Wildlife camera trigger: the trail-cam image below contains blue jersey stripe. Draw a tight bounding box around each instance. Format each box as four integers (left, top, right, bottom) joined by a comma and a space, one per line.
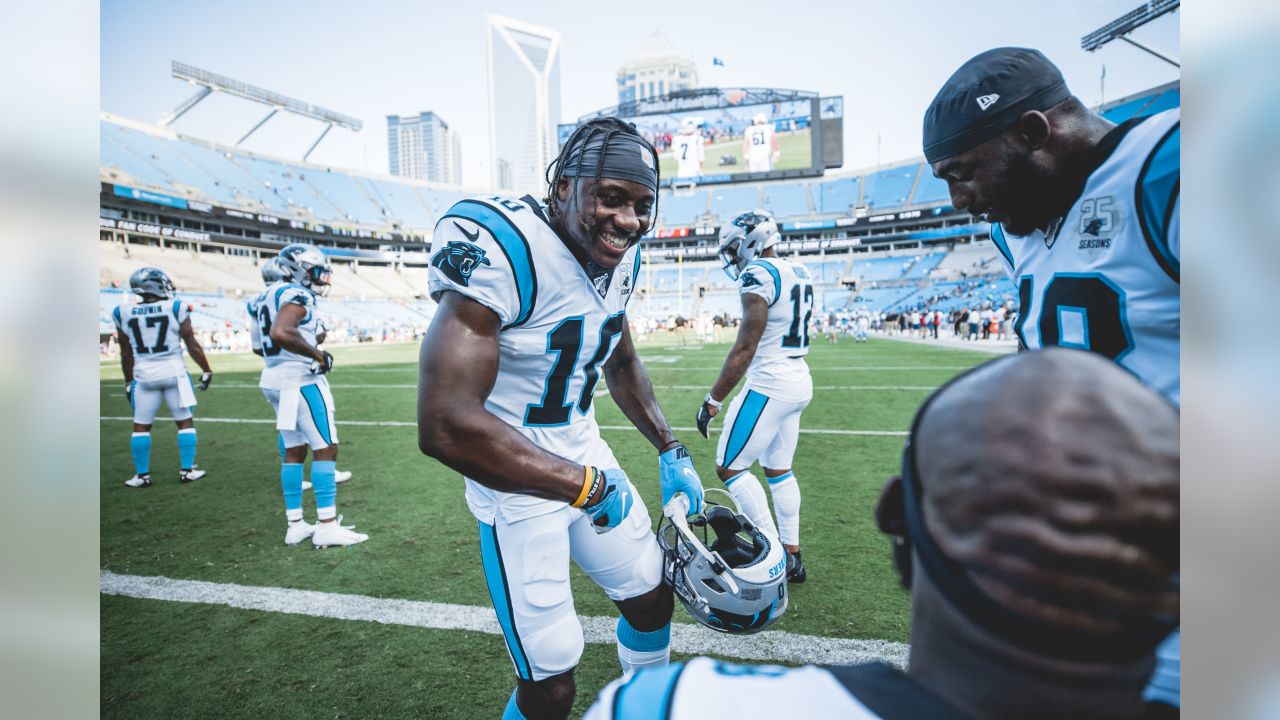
723, 390, 770, 468
612, 662, 686, 719
443, 200, 538, 328
1136, 122, 1180, 282
299, 384, 332, 446
478, 522, 532, 680
746, 260, 782, 306
989, 224, 1015, 269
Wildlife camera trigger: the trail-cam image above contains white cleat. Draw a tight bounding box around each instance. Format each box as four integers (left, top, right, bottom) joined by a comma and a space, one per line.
302, 480, 313, 491
335, 470, 352, 483
124, 474, 152, 488
284, 520, 315, 546
312, 519, 368, 548
179, 467, 207, 483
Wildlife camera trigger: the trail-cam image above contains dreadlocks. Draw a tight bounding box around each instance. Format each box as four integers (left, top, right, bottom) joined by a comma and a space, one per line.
544, 116, 661, 234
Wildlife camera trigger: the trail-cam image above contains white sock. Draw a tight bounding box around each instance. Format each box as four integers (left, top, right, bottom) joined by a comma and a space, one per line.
723, 470, 779, 540
768, 472, 802, 546
616, 618, 670, 674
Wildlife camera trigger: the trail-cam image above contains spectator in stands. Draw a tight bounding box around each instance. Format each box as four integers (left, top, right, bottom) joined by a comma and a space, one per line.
589, 349, 1179, 719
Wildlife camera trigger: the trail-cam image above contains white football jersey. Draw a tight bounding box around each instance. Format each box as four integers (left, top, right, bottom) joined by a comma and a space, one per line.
255, 282, 324, 388
246, 292, 267, 354
586, 657, 883, 719
427, 195, 642, 524
673, 132, 705, 178
991, 109, 1180, 404
745, 123, 775, 171
738, 256, 814, 402
113, 299, 190, 381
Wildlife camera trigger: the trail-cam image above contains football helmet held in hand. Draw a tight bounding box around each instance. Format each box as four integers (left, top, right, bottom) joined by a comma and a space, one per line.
659, 492, 788, 634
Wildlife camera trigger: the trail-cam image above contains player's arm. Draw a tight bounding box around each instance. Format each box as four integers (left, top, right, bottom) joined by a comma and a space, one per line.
116, 328, 135, 386
708, 293, 768, 403
179, 317, 214, 390
417, 291, 593, 503
269, 304, 326, 364
602, 318, 678, 452
605, 317, 705, 514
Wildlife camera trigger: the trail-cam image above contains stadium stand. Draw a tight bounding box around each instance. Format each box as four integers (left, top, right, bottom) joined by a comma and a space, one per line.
902, 252, 945, 279
709, 185, 763, 221
912, 169, 951, 205
862, 164, 919, 208
658, 189, 708, 226
815, 176, 860, 214
761, 181, 812, 219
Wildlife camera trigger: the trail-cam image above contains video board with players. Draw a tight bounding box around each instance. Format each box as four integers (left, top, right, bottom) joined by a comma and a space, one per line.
561, 94, 827, 186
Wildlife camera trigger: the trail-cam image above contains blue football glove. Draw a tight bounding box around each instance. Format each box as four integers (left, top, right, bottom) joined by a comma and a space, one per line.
659, 444, 704, 517
583, 468, 634, 534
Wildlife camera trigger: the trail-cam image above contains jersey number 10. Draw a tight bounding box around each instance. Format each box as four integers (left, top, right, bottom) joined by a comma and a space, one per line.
525, 314, 627, 427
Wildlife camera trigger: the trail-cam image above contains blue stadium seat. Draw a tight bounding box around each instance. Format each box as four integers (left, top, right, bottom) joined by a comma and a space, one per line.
709, 186, 761, 221
228, 154, 337, 217
902, 252, 945, 279
912, 170, 951, 205
761, 182, 810, 218
363, 178, 435, 230
425, 188, 469, 219
302, 169, 388, 226
102, 123, 243, 207
863, 165, 918, 208
659, 190, 708, 226
816, 177, 860, 214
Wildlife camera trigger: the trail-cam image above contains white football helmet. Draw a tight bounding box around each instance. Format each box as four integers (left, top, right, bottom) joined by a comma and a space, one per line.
659, 492, 788, 635
260, 257, 286, 285
276, 243, 332, 295
718, 209, 780, 280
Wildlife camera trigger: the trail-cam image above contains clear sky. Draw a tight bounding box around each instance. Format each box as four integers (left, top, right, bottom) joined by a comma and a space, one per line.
101, 0, 1179, 188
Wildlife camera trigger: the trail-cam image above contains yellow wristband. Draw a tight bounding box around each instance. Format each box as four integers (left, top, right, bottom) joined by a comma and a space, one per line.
571, 466, 597, 508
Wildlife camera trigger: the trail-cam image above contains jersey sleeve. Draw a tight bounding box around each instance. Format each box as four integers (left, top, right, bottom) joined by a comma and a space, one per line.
112, 305, 124, 333
739, 261, 781, 306
172, 300, 191, 326
429, 199, 536, 327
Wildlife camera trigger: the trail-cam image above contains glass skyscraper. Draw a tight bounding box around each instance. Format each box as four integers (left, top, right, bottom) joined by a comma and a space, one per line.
485, 15, 561, 193
387, 112, 462, 185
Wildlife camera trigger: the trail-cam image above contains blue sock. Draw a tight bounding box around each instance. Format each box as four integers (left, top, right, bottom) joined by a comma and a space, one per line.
177, 428, 198, 470
281, 463, 304, 521
616, 617, 671, 673
311, 460, 337, 520
502, 690, 525, 720
130, 433, 151, 475
277, 433, 287, 461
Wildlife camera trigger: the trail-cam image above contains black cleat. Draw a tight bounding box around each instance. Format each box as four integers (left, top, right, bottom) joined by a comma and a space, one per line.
786, 550, 807, 584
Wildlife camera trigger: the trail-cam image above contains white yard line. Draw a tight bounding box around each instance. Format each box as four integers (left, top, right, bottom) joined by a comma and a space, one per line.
100, 571, 909, 668
197, 383, 938, 391
99, 416, 908, 437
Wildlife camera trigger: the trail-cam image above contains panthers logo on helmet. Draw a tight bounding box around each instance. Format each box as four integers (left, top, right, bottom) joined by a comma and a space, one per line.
431, 240, 491, 287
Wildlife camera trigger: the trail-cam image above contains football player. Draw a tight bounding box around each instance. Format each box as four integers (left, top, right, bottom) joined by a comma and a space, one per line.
256, 244, 367, 548
925, 47, 1181, 710
590, 349, 1179, 720
696, 209, 813, 583
248, 259, 348, 487
113, 267, 213, 487
743, 113, 780, 173
417, 116, 705, 720
672, 118, 705, 179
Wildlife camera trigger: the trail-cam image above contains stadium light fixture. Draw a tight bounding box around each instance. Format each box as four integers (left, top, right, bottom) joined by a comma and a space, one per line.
1081, 0, 1180, 67
160, 61, 362, 158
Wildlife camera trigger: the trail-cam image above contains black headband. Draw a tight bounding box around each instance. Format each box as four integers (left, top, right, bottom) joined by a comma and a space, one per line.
560, 131, 658, 194
900, 355, 1177, 662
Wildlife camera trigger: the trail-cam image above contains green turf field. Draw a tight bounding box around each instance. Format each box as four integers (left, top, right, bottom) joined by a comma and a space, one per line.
100, 336, 1000, 719
658, 130, 812, 179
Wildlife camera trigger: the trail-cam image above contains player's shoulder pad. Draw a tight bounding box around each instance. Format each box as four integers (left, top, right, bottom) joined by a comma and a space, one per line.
1136, 109, 1180, 282
432, 195, 540, 327
273, 283, 315, 311
742, 259, 782, 305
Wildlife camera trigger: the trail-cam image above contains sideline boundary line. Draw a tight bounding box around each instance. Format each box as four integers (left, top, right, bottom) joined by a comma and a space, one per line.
101, 571, 909, 668
99, 416, 908, 437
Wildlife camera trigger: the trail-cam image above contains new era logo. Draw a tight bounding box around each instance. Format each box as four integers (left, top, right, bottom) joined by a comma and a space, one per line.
976, 94, 1000, 111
